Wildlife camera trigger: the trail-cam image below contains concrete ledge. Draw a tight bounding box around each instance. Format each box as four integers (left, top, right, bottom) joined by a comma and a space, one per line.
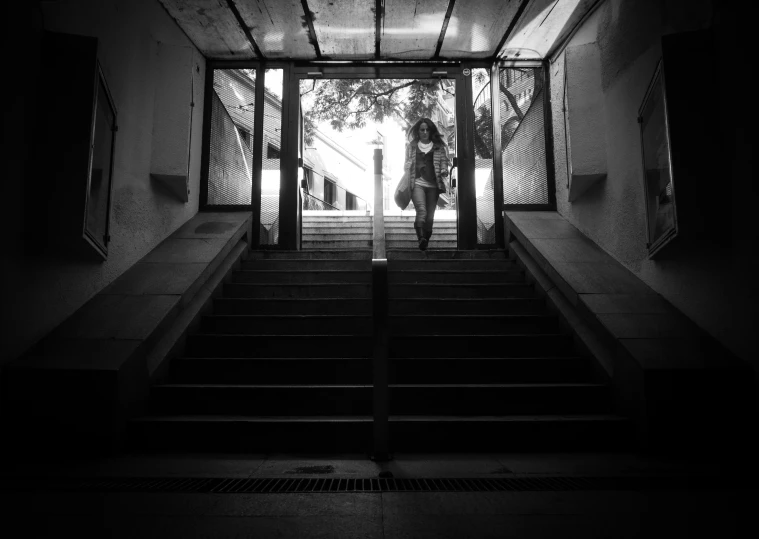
2, 212, 252, 455
505, 211, 754, 454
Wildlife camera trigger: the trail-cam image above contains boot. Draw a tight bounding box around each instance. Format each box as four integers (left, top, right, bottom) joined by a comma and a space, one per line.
421, 228, 432, 251
415, 226, 428, 251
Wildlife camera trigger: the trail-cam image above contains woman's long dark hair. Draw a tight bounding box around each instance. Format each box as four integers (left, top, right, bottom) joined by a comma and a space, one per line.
407, 117, 446, 146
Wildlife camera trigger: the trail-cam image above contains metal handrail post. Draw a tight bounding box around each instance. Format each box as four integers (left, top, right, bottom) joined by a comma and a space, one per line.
371, 148, 390, 461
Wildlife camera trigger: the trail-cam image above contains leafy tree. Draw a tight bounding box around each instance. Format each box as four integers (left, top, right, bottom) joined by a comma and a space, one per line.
300, 78, 441, 145
300, 69, 543, 156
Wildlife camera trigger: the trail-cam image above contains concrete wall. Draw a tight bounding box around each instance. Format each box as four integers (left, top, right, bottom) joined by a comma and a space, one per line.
2, 0, 205, 365
548, 0, 756, 370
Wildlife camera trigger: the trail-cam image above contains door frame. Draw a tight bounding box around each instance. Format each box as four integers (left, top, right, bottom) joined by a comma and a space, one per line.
284, 62, 484, 251
200, 61, 508, 251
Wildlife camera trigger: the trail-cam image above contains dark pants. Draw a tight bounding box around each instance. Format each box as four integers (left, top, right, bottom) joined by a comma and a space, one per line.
411, 184, 440, 236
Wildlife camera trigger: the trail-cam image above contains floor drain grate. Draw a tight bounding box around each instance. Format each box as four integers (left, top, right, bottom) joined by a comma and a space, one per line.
0, 475, 737, 493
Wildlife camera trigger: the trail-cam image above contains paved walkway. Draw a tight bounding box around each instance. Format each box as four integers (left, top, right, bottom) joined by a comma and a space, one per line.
1, 453, 753, 538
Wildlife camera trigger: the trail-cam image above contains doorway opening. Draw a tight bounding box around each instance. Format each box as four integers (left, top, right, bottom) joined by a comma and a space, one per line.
298, 76, 458, 251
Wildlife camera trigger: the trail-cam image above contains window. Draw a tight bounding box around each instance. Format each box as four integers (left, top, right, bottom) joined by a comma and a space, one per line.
346, 192, 357, 210
84, 63, 117, 258
237, 126, 250, 148
267, 143, 280, 159
639, 60, 677, 256
324, 179, 336, 205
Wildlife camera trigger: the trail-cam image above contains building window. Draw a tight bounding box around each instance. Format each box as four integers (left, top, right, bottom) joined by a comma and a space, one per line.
237, 126, 250, 148
267, 143, 280, 159
84, 63, 117, 258
346, 192, 357, 210
639, 60, 677, 256
324, 179, 336, 205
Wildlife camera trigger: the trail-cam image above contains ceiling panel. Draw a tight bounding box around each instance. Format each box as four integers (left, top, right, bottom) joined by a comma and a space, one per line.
381, 0, 449, 59
439, 0, 523, 58
499, 0, 596, 60
158, 0, 256, 59
236, 0, 316, 59
308, 0, 376, 59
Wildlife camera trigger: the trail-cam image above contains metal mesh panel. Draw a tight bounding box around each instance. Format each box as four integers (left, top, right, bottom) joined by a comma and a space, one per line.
473, 68, 495, 244
261, 69, 283, 245
499, 67, 549, 205
207, 70, 256, 205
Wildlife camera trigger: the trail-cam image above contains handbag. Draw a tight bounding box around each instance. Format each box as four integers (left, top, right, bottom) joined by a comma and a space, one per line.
393, 172, 411, 210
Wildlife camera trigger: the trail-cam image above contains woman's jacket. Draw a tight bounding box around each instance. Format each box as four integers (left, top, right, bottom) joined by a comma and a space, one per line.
403, 140, 451, 194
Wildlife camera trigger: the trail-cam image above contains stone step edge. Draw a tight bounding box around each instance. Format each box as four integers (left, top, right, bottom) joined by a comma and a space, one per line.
131, 414, 627, 423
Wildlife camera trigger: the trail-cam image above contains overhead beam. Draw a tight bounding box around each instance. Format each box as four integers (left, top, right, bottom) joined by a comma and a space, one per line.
493, 0, 531, 60
433, 0, 456, 59
300, 0, 323, 59
375, 0, 384, 59
225, 0, 265, 58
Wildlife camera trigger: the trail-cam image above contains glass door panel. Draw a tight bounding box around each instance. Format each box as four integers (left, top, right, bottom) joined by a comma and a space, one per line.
261, 68, 284, 245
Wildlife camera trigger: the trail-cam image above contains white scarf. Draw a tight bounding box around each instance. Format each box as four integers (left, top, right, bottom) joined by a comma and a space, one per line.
417, 140, 433, 154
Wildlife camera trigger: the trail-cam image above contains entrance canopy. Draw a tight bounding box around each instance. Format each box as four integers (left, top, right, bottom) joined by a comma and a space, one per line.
159, 0, 598, 61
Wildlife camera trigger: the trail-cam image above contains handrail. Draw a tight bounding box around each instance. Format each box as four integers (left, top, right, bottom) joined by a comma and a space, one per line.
302, 188, 371, 212
371, 148, 390, 461
302, 191, 340, 211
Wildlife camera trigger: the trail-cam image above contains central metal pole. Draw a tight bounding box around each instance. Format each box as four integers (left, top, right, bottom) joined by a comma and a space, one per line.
371, 148, 390, 461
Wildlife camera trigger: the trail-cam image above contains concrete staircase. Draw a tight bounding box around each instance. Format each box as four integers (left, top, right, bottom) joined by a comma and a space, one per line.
385, 215, 457, 250
301, 214, 457, 250
127, 248, 630, 453
128, 249, 375, 453
385, 249, 629, 451
302, 214, 373, 250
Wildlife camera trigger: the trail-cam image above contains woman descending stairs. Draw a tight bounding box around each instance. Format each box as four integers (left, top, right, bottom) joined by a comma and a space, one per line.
128, 248, 630, 453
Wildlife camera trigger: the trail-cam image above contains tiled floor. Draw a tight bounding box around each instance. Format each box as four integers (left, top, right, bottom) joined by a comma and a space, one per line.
1, 453, 753, 538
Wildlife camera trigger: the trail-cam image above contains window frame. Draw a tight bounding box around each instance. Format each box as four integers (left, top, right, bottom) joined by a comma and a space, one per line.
638, 59, 678, 258
83, 61, 118, 259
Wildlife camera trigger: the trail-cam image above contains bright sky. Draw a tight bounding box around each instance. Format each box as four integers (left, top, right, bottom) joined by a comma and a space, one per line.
313, 117, 408, 204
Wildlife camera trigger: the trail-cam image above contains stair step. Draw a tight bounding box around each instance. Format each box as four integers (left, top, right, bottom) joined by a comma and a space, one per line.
232, 270, 371, 284
200, 315, 372, 335
214, 298, 372, 315
127, 415, 373, 453
388, 270, 524, 284
127, 414, 630, 452
302, 227, 373, 235
387, 241, 457, 249
302, 233, 373, 241
389, 259, 516, 271
186, 334, 372, 358
241, 259, 371, 271
389, 415, 631, 451
387, 383, 611, 415
386, 233, 457, 241
149, 383, 609, 416
302, 241, 373, 249
248, 250, 372, 259
389, 334, 574, 358
387, 250, 507, 259
389, 357, 595, 384
168, 356, 594, 384
383, 221, 457, 228
151, 384, 373, 415
223, 283, 371, 298
388, 298, 544, 315
303, 216, 372, 222
169, 358, 372, 384
389, 314, 558, 335
389, 283, 534, 298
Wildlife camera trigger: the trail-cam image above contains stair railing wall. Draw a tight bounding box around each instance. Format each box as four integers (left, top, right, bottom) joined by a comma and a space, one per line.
371, 148, 390, 461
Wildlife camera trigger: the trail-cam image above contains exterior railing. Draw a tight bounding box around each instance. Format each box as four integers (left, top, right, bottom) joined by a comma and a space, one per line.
301, 186, 371, 212
302, 192, 340, 211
